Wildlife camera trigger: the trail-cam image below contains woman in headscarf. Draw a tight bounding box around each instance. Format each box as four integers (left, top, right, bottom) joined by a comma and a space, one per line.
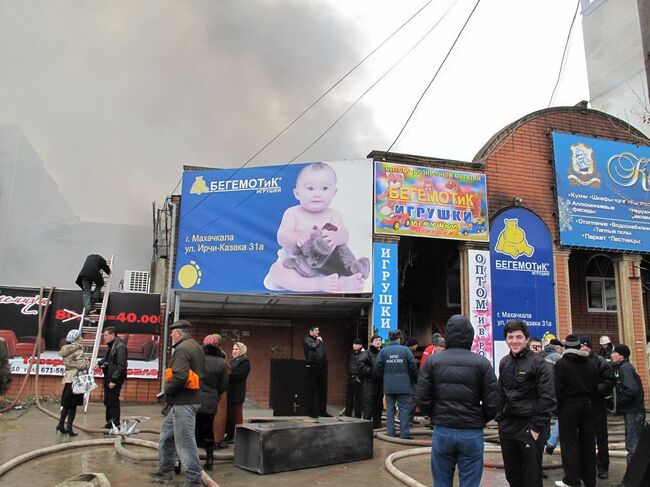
224, 341, 251, 443
195, 334, 228, 470
58, 329, 88, 436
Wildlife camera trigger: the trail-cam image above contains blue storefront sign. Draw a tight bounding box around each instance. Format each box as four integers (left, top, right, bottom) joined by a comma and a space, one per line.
490, 207, 557, 367
372, 242, 398, 341
552, 132, 650, 252
174, 161, 373, 294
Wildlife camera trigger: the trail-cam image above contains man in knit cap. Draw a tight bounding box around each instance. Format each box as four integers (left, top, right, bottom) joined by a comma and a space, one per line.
553, 334, 599, 487
611, 344, 646, 465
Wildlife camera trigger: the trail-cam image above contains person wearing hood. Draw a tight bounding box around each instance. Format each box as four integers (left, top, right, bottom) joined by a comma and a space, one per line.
553, 334, 599, 487
416, 315, 498, 487
224, 341, 251, 443
58, 329, 89, 436
496, 319, 555, 487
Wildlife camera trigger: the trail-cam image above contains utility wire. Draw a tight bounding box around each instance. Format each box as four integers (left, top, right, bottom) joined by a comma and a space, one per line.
192, 1, 460, 233
179, 0, 440, 223
548, 0, 581, 107
387, 0, 482, 152
242, 0, 436, 167
290, 1, 458, 163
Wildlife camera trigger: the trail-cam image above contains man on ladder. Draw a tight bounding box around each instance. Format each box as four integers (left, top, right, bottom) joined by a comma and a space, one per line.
75, 254, 111, 314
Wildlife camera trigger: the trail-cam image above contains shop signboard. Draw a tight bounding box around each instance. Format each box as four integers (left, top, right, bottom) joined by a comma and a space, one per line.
552, 132, 650, 252
372, 242, 398, 341
468, 249, 493, 361
0, 287, 161, 379
175, 160, 373, 294
374, 162, 488, 241
490, 208, 557, 368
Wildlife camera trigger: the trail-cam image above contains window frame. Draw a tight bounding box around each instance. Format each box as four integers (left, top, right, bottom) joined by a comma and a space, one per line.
585, 254, 617, 313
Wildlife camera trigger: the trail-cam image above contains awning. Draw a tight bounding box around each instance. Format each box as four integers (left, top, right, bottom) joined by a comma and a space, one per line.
173, 290, 372, 319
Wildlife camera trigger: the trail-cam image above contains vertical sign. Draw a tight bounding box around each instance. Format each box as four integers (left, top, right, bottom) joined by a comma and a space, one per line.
490, 208, 557, 368
468, 249, 493, 362
372, 242, 398, 341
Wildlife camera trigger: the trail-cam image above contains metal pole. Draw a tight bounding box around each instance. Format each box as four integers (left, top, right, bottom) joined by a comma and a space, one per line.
160, 199, 177, 394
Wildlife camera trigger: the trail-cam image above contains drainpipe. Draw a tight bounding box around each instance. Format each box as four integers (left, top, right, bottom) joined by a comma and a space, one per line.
160, 198, 177, 394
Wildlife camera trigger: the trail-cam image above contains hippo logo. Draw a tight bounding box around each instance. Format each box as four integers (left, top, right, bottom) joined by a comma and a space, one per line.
495, 218, 534, 259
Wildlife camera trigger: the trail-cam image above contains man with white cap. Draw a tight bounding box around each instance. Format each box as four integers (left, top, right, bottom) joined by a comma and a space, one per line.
598, 336, 614, 361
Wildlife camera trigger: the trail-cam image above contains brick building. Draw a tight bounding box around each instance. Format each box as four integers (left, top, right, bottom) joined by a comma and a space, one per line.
154, 105, 649, 410
10, 105, 647, 409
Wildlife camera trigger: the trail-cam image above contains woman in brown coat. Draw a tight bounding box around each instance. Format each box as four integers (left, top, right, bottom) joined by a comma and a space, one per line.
57, 329, 88, 436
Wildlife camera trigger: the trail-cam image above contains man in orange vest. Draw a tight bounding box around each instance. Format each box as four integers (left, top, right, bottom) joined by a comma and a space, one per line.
149, 320, 205, 486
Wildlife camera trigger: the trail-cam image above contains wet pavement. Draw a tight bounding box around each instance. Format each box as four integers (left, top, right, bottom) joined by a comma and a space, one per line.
0, 401, 630, 486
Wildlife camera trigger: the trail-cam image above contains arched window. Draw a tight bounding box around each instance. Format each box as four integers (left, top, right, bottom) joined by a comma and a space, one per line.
446, 250, 460, 307
586, 255, 617, 312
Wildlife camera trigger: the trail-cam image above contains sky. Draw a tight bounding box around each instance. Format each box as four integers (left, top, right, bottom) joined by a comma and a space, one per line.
0, 0, 589, 226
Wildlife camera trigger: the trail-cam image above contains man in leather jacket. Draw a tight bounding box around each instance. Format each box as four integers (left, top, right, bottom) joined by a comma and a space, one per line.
497, 319, 555, 487
100, 327, 127, 429
303, 324, 329, 418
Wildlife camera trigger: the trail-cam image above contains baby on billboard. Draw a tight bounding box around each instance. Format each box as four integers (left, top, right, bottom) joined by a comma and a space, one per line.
264, 162, 370, 293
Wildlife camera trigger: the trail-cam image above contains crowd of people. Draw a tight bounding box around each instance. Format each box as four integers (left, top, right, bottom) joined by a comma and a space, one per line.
343, 316, 646, 487
56, 310, 646, 487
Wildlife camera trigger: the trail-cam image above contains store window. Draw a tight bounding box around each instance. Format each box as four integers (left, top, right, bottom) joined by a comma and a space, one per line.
586, 255, 617, 312
447, 250, 460, 307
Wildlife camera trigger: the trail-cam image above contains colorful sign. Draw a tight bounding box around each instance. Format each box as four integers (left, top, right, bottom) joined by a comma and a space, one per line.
372, 242, 398, 341
175, 161, 373, 294
468, 250, 493, 361
490, 208, 557, 367
552, 132, 650, 252
0, 287, 161, 379
374, 162, 488, 241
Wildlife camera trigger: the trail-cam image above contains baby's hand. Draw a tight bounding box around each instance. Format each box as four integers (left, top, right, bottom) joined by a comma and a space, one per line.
321, 230, 342, 248
296, 233, 311, 248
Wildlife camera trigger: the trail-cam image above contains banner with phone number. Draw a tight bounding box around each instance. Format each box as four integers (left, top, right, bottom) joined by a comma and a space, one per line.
0, 287, 161, 379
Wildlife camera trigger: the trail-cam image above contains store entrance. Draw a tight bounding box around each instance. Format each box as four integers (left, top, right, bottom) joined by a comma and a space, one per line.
398, 236, 461, 345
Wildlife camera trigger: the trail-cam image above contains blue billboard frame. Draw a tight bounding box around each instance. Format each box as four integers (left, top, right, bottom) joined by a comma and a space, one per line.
552, 132, 650, 252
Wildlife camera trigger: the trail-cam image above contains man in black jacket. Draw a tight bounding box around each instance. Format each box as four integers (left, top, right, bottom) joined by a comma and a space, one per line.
75, 254, 111, 314
100, 327, 127, 429
611, 344, 646, 465
359, 334, 383, 428
554, 334, 599, 487
497, 319, 555, 487
344, 338, 365, 418
417, 315, 498, 487
303, 324, 329, 418
579, 335, 615, 479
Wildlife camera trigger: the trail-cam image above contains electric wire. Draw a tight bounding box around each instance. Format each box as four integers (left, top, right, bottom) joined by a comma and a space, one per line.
177, 1, 442, 224
243, 0, 436, 167
289, 0, 458, 163
387, 0, 482, 152
192, 1, 459, 233
547, 0, 581, 107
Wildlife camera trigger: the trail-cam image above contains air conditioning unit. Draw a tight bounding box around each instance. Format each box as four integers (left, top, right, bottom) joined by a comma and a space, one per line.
124, 270, 150, 293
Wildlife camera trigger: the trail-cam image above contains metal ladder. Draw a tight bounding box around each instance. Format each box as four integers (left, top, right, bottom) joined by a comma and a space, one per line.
77, 255, 114, 412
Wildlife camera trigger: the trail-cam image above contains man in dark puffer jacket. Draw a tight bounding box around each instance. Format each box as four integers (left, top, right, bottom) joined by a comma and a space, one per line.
416, 315, 498, 487
497, 319, 555, 487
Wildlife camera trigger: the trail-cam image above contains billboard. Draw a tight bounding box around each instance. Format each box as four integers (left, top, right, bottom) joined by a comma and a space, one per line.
0, 287, 161, 379
374, 162, 488, 241
490, 208, 557, 367
175, 160, 373, 294
372, 242, 398, 341
552, 132, 650, 252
